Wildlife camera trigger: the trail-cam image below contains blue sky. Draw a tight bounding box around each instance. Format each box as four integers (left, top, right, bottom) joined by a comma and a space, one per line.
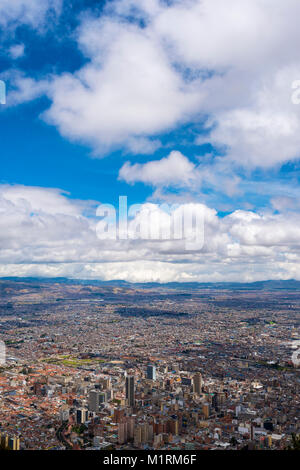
0, 0, 300, 282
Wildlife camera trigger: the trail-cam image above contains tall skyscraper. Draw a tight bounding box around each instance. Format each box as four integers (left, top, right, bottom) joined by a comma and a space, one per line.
76, 408, 88, 424
118, 421, 128, 444
212, 393, 218, 411
0, 434, 8, 449
99, 391, 107, 404
134, 423, 153, 447
60, 405, 70, 422
202, 402, 210, 419
125, 375, 135, 407
147, 364, 156, 380
89, 390, 100, 412
8, 437, 20, 451
99, 376, 111, 390
193, 373, 202, 395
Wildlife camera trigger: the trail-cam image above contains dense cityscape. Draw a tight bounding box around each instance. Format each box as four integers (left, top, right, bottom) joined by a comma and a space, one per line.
0, 278, 299, 451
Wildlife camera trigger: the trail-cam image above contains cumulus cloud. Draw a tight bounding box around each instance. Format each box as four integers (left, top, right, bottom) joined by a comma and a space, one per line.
271, 196, 300, 212
151, 0, 300, 167
9, 44, 25, 59
5, 71, 50, 106
15, 0, 296, 166
0, 184, 300, 282
153, 0, 300, 70
0, 185, 82, 216
119, 151, 196, 187
43, 16, 202, 154
204, 65, 300, 167
118, 151, 244, 203
2, 2, 300, 282
0, 0, 62, 31
2, 0, 299, 165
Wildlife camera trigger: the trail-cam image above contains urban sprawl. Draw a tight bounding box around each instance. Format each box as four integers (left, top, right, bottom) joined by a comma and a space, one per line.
0, 279, 299, 450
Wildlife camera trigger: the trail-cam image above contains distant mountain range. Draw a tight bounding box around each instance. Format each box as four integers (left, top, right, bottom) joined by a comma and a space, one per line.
0, 277, 300, 290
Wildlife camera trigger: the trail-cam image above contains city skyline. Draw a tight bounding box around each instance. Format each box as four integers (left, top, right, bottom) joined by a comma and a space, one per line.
0, 278, 299, 451
0, 0, 299, 456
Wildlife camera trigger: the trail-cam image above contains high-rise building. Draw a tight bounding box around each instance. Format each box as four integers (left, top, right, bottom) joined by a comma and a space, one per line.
89, 390, 100, 412
0, 434, 8, 449
134, 425, 142, 447
181, 377, 192, 386
100, 377, 111, 390
193, 373, 202, 395
202, 402, 210, 419
127, 416, 135, 440
99, 391, 107, 404
147, 364, 156, 380
60, 405, 70, 422
118, 422, 128, 444
134, 423, 153, 447
212, 393, 218, 411
106, 389, 113, 401
8, 437, 20, 451
169, 418, 179, 435
125, 375, 135, 407
117, 416, 135, 444
114, 408, 125, 423
76, 408, 88, 424
1, 435, 20, 451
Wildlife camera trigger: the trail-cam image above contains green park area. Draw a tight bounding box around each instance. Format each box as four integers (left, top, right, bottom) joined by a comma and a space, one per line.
42, 355, 106, 368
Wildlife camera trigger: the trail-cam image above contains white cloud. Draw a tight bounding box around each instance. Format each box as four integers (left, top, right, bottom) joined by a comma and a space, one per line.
6, 72, 49, 105
205, 65, 300, 167
27, 0, 300, 165
0, 185, 82, 216
0, 184, 300, 282
119, 151, 196, 187
152, 0, 300, 167
153, 0, 300, 70
271, 196, 300, 212
0, 0, 62, 31
9, 44, 25, 59
118, 151, 244, 202
2, 1, 298, 164
43, 17, 202, 154
2, 2, 300, 282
